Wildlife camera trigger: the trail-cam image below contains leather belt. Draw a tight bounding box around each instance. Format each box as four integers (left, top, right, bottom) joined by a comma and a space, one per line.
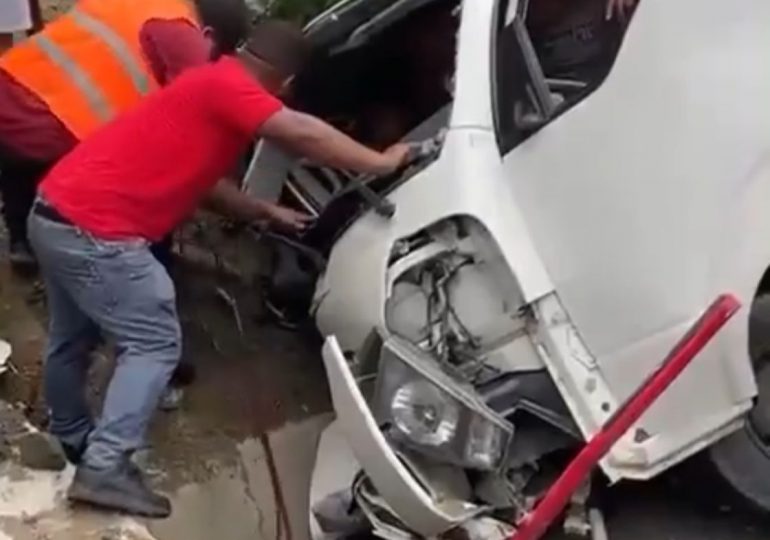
32, 201, 72, 226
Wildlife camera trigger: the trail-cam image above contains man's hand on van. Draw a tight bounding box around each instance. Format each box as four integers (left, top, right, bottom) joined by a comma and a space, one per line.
205, 179, 312, 233
605, 0, 637, 21
265, 203, 315, 233
379, 143, 412, 175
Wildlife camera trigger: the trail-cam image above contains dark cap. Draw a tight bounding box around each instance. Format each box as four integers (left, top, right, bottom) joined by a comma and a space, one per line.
243, 20, 311, 77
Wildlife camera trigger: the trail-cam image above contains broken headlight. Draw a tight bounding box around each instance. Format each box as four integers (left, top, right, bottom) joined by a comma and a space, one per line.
374, 336, 513, 471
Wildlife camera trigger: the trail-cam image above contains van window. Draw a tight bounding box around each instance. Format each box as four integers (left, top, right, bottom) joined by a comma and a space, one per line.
492, 0, 634, 153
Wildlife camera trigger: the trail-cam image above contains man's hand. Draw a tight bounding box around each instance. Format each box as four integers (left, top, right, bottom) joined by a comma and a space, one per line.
376, 143, 412, 176
606, 0, 637, 21
265, 204, 315, 234
206, 179, 313, 233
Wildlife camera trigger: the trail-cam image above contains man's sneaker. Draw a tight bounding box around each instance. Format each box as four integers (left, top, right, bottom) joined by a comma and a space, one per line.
9, 240, 36, 270
67, 461, 171, 518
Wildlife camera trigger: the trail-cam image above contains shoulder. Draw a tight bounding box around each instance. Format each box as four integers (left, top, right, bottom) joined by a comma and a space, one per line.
207, 57, 266, 93
211, 56, 251, 80
202, 58, 284, 132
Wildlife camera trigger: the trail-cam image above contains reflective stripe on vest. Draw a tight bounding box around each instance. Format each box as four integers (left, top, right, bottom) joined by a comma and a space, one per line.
30, 7, 152, 125
70, 8, 151, 97
31, 33, 114, 122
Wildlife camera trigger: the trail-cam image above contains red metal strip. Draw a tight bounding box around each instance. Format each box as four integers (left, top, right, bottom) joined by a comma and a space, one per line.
510, 294, 741, 540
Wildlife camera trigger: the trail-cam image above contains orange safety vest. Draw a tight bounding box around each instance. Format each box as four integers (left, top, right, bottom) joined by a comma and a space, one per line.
0, 0, 198, 140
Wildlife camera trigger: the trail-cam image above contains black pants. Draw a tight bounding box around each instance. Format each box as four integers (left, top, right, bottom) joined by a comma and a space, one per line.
0, 148, 51, 246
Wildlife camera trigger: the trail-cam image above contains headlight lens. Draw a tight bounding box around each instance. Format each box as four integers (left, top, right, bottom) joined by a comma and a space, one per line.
466, 414, 507, 470
391, 380, 460, 446
375, 336, 513, 471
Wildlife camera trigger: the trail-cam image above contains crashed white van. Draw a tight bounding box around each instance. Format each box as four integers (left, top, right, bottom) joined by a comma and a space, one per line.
246, 0, 770, 536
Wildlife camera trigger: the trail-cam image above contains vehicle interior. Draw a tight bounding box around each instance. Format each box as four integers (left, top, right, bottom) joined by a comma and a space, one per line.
244, 0, 461, 325
243, 0, 458, 215
248, 0, 636, 326
494, 0, 634, 151
294, 0, 458, 151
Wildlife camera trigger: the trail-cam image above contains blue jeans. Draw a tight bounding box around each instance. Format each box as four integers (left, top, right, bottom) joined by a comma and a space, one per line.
27, 205, 181, 470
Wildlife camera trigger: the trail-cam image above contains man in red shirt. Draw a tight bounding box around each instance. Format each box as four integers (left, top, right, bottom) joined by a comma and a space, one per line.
28, 21, 409, 518
0, 0, 251, 267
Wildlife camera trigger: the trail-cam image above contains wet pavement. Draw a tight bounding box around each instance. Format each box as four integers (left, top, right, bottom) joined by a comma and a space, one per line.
0, 414, 331, 540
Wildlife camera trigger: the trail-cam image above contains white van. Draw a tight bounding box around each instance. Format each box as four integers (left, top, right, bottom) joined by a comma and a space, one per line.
245, 0, 770, 536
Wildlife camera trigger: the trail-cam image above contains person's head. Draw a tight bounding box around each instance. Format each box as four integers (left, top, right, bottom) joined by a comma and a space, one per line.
237, 20, 311, 96
192, 0, 253, 59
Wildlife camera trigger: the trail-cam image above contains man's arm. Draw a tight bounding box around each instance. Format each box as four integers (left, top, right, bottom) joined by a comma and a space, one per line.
208, 60, 409, 176
206, 179, 314, 232
259, 109, 410, 176
205, 178, 271, 221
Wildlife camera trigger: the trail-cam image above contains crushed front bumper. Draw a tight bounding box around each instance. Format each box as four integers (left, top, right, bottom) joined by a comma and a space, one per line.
310, 336, 482, 538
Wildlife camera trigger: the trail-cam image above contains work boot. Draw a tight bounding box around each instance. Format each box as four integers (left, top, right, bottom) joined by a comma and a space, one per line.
68, 461, 171, 518
9, 239, 36, 270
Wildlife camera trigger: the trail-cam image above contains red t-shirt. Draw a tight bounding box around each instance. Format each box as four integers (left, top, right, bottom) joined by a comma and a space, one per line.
40, 56, 282, 241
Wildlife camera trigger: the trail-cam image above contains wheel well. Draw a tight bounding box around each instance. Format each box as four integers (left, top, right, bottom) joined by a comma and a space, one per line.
755, 267, 770, 297
749, 266, 770, 363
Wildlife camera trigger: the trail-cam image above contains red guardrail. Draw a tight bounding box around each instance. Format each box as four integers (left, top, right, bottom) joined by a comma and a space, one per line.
510, 294, 741, 540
